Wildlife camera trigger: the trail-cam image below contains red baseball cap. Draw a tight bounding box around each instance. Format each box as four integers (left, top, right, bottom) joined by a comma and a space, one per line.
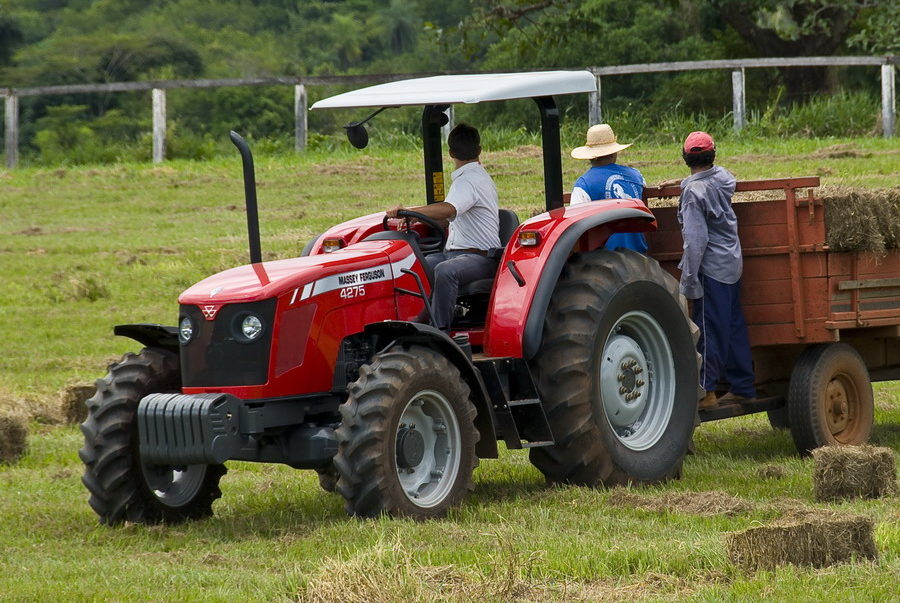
683, 131, 715, 153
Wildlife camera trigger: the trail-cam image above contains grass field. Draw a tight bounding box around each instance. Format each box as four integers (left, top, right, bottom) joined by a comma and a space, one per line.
0, 135, 898, 601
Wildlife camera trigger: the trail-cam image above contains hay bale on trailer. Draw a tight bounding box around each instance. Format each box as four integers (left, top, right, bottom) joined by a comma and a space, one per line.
822, 186, 900, 253
726, 512, 877, 571
812, 445, 897, 502
0, 409, 28, 464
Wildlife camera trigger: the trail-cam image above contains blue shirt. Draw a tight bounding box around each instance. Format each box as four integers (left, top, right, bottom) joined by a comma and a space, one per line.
572, 164, 648, 253
677, 166, 743, 299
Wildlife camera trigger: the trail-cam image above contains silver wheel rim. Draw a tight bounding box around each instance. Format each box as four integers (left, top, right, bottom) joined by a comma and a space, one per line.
141, 462, 208, 507
395, 389, 461, 508
599, 310, 676, 451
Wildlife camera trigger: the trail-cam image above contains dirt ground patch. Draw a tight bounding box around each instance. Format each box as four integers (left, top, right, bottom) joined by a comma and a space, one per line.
608, 489, 755, 516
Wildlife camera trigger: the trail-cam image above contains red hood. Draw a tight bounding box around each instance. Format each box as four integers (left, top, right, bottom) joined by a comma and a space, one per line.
179, 241, 393, 305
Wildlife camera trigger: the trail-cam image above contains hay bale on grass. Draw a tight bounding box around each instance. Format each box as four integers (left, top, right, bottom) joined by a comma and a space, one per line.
0, 410, 28, 464
812, 445, 897, 502
822, 186, 900, 253
726, 513, 877, 571
61, 384, 96, 424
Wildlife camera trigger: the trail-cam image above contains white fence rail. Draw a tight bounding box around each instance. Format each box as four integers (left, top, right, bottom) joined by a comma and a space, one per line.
2, 56, 896, 168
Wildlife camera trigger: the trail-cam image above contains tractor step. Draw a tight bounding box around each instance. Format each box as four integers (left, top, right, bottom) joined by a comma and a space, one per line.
475, 359, 555, 450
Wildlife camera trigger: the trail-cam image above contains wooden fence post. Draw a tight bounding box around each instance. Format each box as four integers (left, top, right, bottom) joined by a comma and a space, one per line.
295, 84, 307, 151
882, 64, 896, 138
152, 88, 166, 163
589, 75, 601, 125
732, 68, 746, 132
4, 94, 18, 169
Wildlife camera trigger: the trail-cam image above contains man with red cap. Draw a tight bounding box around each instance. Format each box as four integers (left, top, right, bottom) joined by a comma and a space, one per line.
677, 131, 756, 409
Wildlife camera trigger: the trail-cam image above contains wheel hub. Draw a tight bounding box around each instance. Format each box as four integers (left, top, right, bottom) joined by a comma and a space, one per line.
825, 378, 850, 434
396, 425, 426, 469
601, 334, 649, 429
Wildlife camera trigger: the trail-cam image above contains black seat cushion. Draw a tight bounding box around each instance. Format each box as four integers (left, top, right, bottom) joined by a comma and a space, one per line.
457, 209, 520, 298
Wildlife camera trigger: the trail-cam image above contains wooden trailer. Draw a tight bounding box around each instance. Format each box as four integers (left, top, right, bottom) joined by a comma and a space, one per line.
643, 177, 900, 453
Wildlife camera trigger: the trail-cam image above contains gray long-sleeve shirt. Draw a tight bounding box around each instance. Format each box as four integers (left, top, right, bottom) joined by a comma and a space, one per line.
677, 166, 743, 299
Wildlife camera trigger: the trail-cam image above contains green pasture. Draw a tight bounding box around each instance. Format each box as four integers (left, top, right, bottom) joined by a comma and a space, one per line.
0, 136, 898, 601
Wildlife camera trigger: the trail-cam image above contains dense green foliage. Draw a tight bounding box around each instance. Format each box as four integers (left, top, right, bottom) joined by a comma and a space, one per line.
0, 0, 895, 165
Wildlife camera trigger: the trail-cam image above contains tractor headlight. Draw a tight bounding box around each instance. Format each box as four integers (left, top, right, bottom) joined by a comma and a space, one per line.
178, 316, 194, 344
240, 314, 264, 341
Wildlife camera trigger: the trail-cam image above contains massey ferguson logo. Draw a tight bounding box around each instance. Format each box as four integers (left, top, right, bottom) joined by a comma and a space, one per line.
201, 304, 220, 320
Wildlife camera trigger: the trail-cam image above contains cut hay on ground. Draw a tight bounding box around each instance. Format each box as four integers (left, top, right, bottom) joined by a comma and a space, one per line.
757, 464, 787, 479
60, 384, 95, 425
0, 409, 28, 464
812, 445, 897, 502
822, 186, 900, 253
608, 489, 754, 516
725, 512, 877, 571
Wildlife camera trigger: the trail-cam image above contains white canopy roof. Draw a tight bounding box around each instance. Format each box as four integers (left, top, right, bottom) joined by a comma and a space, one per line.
310, 70, 596, 110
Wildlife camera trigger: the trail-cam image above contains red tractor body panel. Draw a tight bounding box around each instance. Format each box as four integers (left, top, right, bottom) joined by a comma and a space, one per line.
180, 239, 429, 399
483, 199, 656, 357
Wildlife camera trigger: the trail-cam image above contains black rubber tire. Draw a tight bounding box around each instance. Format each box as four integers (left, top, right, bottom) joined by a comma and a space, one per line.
301, 234, 321, 257
316, 465, 339, 493
333, 345, 479, 519
788, 343, 874, 455
767, 407, 790, 430
79, 347, 227, 525
529, 250, 700, 487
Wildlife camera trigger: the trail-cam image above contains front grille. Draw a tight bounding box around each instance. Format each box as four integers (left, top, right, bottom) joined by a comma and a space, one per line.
180, 298, 276, 387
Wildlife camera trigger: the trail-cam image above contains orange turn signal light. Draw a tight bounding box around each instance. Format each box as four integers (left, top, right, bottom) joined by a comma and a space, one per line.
322, 238, 344, 253
518, 231, 541, 247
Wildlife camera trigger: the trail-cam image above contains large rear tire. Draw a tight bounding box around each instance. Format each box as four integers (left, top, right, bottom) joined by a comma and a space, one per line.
529, 250, 700, 486
333, 345, 479, 519
79, 347, 226, 525
788, 343, 874, 455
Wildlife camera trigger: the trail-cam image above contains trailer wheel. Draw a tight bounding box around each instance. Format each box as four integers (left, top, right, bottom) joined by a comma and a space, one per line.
333, 345, 479, 519
767, 407, 790, 430
788, 343, 874, 454
79, 347, 226, 525
529, 250, 700, 486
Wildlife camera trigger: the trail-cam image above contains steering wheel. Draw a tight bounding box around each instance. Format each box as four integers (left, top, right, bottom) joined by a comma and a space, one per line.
382, 209, 447, 254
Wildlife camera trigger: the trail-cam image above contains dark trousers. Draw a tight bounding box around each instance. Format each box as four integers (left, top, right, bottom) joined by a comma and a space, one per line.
424, 251, 498, 331
691, 273, 756, 397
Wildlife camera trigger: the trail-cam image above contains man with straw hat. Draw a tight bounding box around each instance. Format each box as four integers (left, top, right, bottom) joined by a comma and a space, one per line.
570, 123, 648, 253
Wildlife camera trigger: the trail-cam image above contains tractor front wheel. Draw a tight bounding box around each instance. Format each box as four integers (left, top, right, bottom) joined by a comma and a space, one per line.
529, 250, 700, 487
79, 347, 226, 525
333, 345, 479, 519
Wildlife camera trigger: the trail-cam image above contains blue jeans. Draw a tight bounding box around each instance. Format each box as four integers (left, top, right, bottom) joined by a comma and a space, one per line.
690, 273, 756, 397
424, 251, 498, 330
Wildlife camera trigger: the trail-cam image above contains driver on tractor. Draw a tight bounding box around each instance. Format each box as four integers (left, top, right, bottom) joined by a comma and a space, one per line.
386, 123, 501, 331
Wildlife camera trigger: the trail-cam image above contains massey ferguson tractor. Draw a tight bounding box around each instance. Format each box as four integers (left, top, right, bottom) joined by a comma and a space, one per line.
79, 71, 700, 524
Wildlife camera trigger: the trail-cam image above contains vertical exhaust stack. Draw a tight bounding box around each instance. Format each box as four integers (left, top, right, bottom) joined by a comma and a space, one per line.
229, 131, 262, 264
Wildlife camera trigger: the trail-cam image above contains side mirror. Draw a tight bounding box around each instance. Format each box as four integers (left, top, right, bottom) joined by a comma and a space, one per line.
345, 123, 369, 149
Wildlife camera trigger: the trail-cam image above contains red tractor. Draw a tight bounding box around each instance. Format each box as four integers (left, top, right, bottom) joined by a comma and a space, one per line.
80, 71, 700, 524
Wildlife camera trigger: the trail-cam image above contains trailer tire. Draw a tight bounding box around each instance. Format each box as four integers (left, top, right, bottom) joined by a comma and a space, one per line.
788, 343, 874, 455
79, 347, 226, 525
767, 407, 790, 430
334, 345, 479, 518
529, 250, 700, 486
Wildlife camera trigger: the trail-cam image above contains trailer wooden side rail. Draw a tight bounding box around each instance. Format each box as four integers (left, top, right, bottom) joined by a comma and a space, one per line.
643, 177, 900, 452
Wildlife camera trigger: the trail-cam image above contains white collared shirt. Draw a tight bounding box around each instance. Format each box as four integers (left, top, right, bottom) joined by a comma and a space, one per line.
444, 162, 501, 251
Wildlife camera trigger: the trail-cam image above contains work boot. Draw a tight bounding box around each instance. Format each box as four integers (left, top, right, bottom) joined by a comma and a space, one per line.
718, 392, 756, 404
699, 391, 718, 409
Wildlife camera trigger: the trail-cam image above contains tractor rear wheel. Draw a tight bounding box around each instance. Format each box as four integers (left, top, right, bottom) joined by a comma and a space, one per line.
788, 343, 873, 454
79, 347, 226, 525
529, 250, 700, 487
333, 345, 479, 519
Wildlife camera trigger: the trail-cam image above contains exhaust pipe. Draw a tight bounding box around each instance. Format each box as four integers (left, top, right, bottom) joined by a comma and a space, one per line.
229, 131, 262, 264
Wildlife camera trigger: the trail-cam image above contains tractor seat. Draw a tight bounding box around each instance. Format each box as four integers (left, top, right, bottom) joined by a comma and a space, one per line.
457, 209, 520, 297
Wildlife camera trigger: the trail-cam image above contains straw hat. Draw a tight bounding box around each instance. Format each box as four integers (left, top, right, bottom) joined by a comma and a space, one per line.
571, 124, 632, 159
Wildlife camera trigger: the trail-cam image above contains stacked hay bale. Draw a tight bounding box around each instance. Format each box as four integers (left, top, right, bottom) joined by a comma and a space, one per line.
812, 445, 897, 502
821, 186, 900, 253
0, 409, 28, 464
61, 384, 96, 425
726, 511, 877, 571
